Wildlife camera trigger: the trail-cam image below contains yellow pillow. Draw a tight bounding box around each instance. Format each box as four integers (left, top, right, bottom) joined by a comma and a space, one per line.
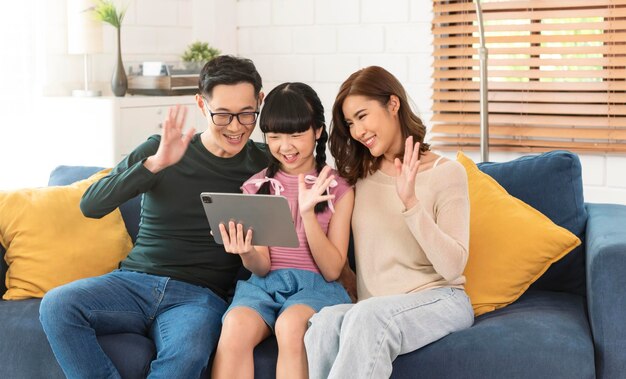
457, 152, 581, 316
0, 169, 132, 300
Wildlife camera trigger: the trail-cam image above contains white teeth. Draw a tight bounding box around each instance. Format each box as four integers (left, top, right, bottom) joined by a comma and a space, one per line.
225, 134, 242, 141
283, 153, 297, 162
364, 136, 375, 147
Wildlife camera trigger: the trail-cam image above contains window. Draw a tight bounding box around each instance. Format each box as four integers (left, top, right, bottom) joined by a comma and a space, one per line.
431, 0, 626, 153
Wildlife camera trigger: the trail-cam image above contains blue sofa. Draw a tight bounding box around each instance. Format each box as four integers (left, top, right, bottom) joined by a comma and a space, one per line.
1, 151, 625, 378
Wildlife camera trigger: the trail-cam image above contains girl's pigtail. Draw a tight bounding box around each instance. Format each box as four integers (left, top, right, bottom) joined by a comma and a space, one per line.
314, 127, 329, 214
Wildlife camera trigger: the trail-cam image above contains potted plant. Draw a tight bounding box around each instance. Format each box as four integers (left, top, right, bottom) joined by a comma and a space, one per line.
181, 42, 221, 72
92, 0, 127, 96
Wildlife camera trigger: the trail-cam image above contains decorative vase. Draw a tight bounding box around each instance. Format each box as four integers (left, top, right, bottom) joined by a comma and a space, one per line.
111, 27, 127, 97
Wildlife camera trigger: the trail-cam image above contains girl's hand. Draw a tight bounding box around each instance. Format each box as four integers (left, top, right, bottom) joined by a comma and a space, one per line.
218, 221, 254, 255
146, 105, 196, 173
298, 165, 336, 216
394, 136, 421, 210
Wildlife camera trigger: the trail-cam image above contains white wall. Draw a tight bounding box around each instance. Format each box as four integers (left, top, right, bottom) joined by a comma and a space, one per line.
237, 0, 433, 137
235, 0, 626, 205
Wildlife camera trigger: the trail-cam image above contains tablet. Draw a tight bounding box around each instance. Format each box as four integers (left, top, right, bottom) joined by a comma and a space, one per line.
200, 192, 299, 248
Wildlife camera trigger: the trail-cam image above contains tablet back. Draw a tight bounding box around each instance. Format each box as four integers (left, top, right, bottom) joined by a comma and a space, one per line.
200, 192, 299, 248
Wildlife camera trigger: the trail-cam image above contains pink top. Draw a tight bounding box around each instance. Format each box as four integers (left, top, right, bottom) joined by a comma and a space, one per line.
241, 168, 351, 274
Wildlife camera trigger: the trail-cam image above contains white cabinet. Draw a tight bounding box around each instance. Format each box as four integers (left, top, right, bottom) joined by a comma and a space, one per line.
42, 96, 205, 168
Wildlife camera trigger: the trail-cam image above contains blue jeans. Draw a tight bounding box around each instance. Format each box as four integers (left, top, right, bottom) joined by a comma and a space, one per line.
304, 287, 474, 379
39, 269, 227, 379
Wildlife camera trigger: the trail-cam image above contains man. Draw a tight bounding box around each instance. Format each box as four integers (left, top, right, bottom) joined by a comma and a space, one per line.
39, 55, 269, 379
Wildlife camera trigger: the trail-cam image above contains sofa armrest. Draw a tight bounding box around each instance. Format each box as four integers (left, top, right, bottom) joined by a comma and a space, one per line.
585, 203, 626, 379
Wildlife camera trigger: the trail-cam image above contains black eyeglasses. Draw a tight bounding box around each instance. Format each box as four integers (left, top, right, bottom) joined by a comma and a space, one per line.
203, 99, 259, 126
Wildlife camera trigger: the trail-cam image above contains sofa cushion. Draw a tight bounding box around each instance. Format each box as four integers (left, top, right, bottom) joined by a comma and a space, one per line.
0, 169, 132, 300
98, 333, 155, 378
391, 291, 595, 379
255, 292, 595, 379
477, 151, 588, 295
0, 299, 65, 379
0, 299, 155, 379
458, 152, 581, 316
48, 165, 142, 243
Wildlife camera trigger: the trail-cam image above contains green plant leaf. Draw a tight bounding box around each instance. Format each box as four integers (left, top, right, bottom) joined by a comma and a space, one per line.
92, 0, 126, 28
182, 41, 221, 63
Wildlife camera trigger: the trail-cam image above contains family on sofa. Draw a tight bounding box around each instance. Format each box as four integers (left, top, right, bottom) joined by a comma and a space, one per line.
1, 54, 623, 379
40, 54, 477, 379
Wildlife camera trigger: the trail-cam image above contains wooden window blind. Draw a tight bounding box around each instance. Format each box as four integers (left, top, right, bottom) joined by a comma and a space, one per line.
431, 0, 626, 153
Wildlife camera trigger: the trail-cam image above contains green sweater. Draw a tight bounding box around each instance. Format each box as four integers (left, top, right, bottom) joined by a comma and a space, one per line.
81, 134, 268, 298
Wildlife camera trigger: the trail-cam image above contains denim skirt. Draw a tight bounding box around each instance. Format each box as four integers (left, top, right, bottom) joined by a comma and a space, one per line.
224, 268, 351, 330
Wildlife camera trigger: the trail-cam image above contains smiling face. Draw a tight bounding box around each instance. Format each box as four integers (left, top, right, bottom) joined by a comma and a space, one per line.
265, 127, 321, 175
198, 82, 260, 158
342, 94, 403, 161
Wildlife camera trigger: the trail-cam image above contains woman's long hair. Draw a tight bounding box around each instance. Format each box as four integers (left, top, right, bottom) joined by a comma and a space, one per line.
329, 66, 430, 185
257, 82, 329, 214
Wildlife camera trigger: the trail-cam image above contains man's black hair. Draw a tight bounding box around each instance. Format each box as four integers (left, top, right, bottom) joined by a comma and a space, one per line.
198, 55, 262, 99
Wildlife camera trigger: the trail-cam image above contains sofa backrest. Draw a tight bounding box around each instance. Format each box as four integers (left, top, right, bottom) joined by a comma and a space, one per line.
0, 155, 587, 299
478, 150, 588, 296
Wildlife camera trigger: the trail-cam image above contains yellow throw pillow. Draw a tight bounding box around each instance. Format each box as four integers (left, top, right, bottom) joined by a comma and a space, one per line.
0, 169, 132, 300
457, 152, 581, 316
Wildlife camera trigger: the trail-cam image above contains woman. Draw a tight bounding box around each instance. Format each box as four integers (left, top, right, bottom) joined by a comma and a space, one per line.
304, 66, 474, 379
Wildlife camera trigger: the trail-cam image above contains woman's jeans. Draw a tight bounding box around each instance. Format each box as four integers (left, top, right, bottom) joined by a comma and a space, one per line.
39, 269, 227, 379
304, 287, 474, 379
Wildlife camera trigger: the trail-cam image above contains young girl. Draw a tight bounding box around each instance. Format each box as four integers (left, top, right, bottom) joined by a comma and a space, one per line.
304, 66, 475, 379
211, 82, 354, 379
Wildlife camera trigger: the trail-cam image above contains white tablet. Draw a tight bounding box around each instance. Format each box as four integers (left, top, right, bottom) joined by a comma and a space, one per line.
200, 192, 300, 248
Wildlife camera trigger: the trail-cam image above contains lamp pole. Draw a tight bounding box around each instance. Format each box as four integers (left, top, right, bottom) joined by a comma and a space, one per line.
475, 0, 489, 162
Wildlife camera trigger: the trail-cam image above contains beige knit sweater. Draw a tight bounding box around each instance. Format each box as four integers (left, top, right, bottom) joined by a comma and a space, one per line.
353, 160, 470, 300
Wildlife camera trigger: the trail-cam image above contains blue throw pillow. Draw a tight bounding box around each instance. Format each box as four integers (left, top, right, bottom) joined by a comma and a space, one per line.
48, 165, 141, 243
477, 150, 588, 296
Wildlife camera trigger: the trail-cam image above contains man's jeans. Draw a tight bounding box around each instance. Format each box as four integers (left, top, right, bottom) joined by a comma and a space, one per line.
39, 269, 227, 379
304, 287, 474, 379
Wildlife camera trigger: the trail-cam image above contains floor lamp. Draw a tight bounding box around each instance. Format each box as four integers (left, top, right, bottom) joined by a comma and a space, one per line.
67, 0, 103, 97
475, 0, 489, 162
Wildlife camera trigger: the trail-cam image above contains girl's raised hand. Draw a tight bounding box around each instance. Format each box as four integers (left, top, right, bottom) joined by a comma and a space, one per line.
298, 165, 336, 216
218, 221, 254, 255
394, 136, 421, 210
150, 105, 196, 171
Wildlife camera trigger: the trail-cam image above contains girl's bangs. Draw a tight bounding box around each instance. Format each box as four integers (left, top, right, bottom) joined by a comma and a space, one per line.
260, 91, 313, 134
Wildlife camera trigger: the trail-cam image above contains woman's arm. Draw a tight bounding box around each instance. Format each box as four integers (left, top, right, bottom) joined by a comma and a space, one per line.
403, 189, 469, 281
395, 137, 469, 281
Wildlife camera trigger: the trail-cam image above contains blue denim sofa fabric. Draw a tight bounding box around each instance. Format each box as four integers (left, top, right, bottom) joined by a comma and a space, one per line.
585, 204, 626, 379
1, 151, 624, 378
